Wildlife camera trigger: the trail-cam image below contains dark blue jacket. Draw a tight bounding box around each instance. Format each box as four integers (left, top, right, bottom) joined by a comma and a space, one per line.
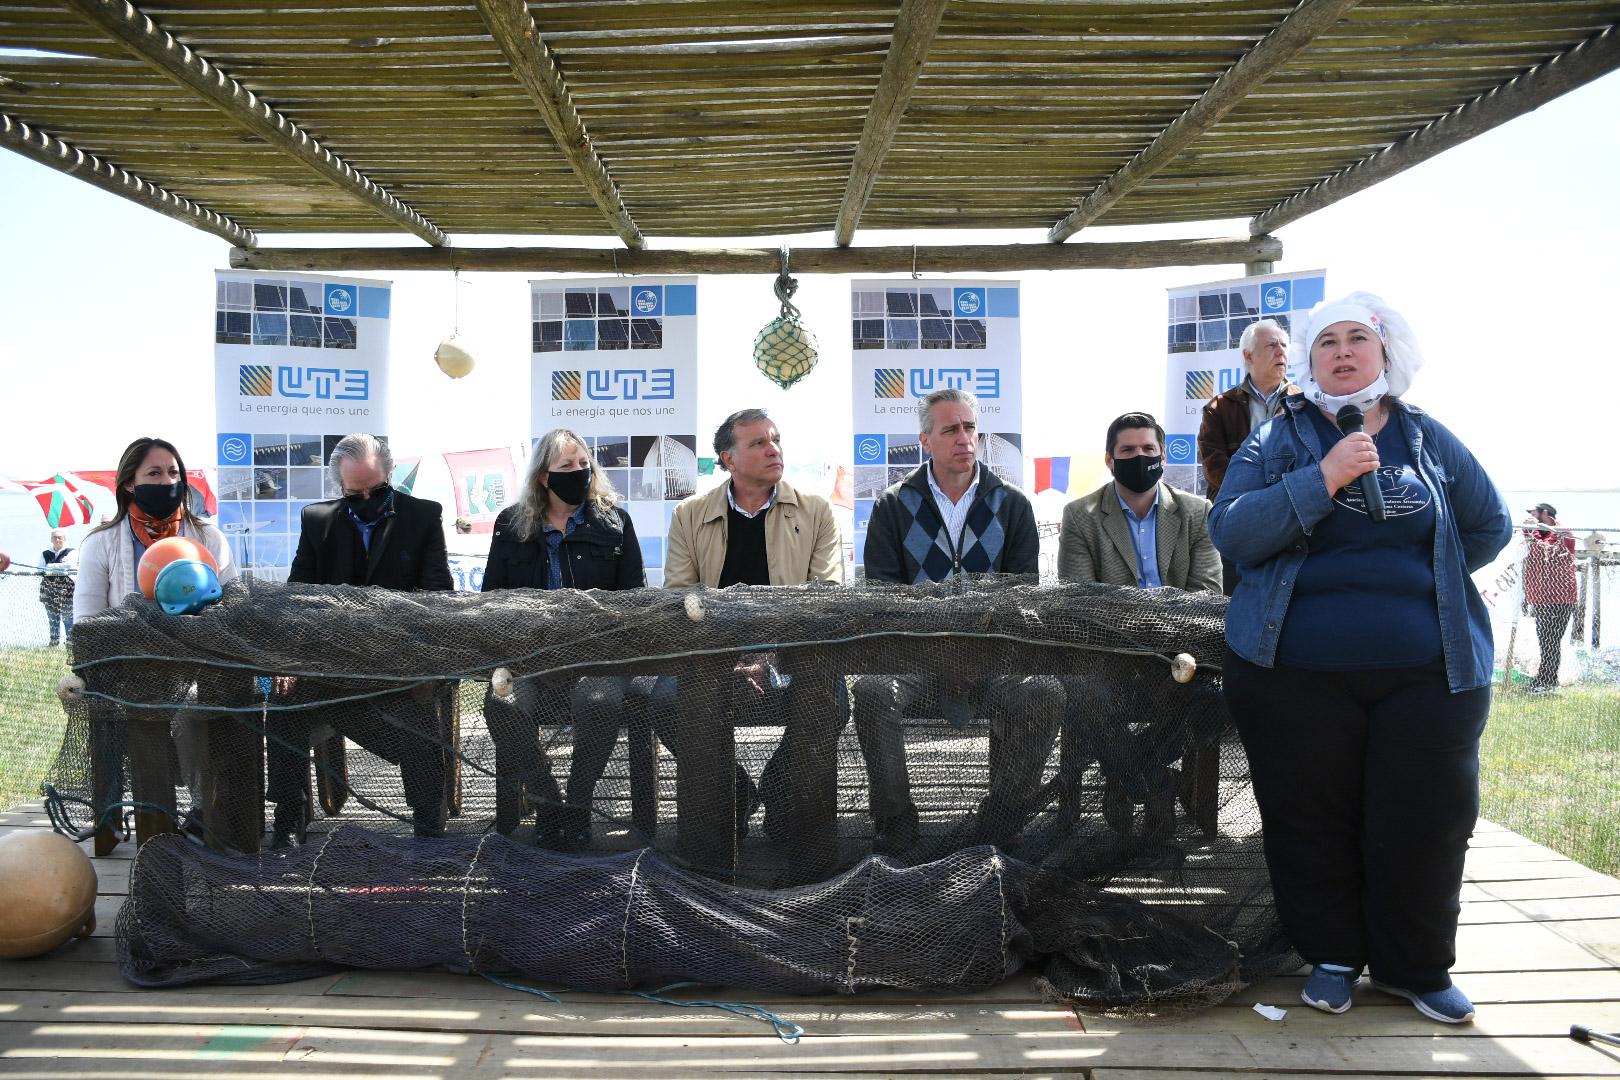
1209, 396, 1511, 692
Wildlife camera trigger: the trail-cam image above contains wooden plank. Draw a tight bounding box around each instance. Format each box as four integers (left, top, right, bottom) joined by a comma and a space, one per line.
1048, 0, 1363, 241
55, 0, 446, 245
0, 113, 254, 246
832, 0, 950, 245
472, 0, 643, 249
229, 235, 1283, 273
1252, 22, 1620, 234
0, 993, 1083, 1038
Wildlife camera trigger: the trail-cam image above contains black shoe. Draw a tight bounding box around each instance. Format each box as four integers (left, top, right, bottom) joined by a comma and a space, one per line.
735, 772, 762, 841
536, 804, 591, 852
270, 805, 304, 850
412, 805, 447, 838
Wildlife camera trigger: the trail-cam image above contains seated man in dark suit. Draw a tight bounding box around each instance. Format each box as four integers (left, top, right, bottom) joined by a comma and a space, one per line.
271, 433, 454, 845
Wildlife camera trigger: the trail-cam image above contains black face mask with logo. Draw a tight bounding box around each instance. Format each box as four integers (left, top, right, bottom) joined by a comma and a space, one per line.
1111, 455, 1163, 495
345, 485, 394, 524
546, 467, 592, 508
131, 483, 186, 518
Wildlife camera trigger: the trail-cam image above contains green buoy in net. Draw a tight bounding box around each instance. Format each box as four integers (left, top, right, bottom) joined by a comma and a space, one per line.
753, 247, 819, 390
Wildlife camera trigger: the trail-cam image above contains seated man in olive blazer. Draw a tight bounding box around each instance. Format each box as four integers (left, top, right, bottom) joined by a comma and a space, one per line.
1057, 411, 1221, 841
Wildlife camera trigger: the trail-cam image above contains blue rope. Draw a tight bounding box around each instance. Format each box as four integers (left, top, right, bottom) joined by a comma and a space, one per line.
478, 974, 803, 1043
630, 981, 804, 1043
480, 972, 561, 1003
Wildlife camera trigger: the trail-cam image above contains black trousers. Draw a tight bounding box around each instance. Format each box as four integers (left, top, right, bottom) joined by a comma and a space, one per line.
1223, 650, 1489, 992
1531, 603, 1575, 689
266, 685, 446, 822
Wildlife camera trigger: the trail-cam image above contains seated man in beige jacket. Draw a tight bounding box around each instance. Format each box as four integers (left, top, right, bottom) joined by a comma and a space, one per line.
1057, 411, 1221, 841
655, 408, 844, 862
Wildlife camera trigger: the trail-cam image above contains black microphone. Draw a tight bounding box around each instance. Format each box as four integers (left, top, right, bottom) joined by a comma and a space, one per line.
1336, 405, 1386, 522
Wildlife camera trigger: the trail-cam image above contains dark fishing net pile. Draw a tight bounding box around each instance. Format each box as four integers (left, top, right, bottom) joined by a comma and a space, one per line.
46, 576, 1293, 1007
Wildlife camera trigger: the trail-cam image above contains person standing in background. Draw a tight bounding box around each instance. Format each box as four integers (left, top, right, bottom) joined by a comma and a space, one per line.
1522, 502, 1577, 694
39, 529, 76, 646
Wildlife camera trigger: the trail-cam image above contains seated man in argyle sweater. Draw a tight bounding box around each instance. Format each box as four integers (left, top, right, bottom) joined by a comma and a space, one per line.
857, 387, 1062, 857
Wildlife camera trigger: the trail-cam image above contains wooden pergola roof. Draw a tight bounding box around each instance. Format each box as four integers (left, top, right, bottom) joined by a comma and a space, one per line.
3, 1, 1618, 270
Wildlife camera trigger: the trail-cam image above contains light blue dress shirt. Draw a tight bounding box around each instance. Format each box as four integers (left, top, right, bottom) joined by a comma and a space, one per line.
1116, 485, 1162, 588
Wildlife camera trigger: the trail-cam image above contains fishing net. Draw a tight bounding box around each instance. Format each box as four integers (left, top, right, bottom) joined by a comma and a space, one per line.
42, 575, 1291, 1007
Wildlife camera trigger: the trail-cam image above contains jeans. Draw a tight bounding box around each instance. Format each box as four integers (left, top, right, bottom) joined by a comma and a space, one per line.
483, 675, 638, 835
1223, 650, 1489, 991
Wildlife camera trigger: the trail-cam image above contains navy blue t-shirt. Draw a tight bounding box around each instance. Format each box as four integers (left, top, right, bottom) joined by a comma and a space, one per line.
1276, 408, 1443, 670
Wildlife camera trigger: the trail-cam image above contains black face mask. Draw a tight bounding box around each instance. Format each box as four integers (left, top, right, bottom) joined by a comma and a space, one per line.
546, 467, 591, 507
131, 483, 185, 518
1111, 454, 1163, 495
345, 485, 394, 524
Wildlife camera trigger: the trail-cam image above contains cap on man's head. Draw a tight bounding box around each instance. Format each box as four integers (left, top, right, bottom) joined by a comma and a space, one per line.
1531, 502, 1557, 518
454, 515, 473, 533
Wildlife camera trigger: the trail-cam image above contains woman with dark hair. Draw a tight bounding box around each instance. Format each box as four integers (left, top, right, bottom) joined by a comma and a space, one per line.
1211, 293, 1511, 1024
73, 437, 239, 846
74, 436, 236, 620
482, 428, 644, 847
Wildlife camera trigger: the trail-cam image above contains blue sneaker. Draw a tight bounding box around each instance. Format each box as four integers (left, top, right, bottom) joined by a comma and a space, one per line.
1371, 980, 1475, 1023
1302, 964, 1359, 1014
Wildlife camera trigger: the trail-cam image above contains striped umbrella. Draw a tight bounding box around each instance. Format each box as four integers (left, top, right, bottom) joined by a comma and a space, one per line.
21, 474, 96, 527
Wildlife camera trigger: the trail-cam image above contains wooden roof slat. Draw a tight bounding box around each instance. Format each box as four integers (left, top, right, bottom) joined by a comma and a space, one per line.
1046, 0, 1363, 243
837, 0, 968, 246
50, 0, 447, 245
0, 111, 254, 245
1253, 21, 1620, 234
473, 0, 646, 248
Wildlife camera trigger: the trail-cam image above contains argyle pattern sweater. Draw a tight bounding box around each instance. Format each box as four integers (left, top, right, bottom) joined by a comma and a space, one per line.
863, 463, 1040, 584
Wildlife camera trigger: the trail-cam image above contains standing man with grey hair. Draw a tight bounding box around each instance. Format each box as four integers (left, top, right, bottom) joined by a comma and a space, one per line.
1198, 318, 1295, 592
858, 388, 1059, 855
271, 433, 454, 846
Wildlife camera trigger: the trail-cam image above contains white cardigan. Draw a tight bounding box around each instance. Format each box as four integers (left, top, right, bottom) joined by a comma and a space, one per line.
74, 518, 237, 620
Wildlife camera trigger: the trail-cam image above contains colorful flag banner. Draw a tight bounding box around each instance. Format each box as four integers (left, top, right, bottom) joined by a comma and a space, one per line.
444, 448, 518, 535
1033, 457, 1071, 494
18, 474, 96, 527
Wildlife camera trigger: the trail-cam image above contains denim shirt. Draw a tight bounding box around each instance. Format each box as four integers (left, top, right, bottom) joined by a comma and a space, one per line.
1209, 396, 1511, 692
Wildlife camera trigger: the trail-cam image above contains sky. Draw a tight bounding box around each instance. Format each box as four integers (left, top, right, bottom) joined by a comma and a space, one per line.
1, 68, 1617, 509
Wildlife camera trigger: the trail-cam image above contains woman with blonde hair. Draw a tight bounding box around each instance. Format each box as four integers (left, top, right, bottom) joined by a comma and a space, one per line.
482, 428, 644, 847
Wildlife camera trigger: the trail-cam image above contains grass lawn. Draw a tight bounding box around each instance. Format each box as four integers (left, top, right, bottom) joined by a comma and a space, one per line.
0, 646, 72, 814
1481, 682, 1620, 875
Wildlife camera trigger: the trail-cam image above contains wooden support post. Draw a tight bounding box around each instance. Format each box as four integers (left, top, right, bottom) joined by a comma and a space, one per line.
1, 113, 255, 247
675, 659, 736, 879
834, 0, 951, 246
1253, 23, 1620, 235
60, 0, 445, 245
475, 0, 644, 249
231, 236, 1283, 275
1049, 0, 1363, 242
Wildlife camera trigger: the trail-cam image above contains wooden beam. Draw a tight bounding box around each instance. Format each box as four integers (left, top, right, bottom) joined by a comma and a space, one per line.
59, 0, 446, 246
833, 0, 951, 246
474, 0, 644, 250
1047, 0, 1362, 243
1252, 22, 1620, 235
229, 236, 1281, 274
1, 112, 255, 247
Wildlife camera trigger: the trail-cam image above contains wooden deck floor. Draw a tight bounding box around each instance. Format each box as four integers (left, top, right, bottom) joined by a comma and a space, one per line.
1, 805, 1619, 1079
